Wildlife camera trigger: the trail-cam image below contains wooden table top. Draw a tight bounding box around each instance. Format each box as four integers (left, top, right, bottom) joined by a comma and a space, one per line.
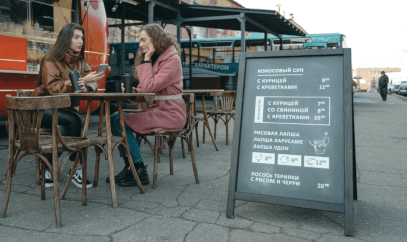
66, 92, 155, 101
182, 89, 224, 94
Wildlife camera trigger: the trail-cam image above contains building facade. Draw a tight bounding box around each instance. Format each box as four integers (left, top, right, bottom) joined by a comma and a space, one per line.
353, 68, 401, 90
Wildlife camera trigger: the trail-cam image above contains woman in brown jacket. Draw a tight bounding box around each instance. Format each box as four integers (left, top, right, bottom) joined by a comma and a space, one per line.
32, 23, 104, 188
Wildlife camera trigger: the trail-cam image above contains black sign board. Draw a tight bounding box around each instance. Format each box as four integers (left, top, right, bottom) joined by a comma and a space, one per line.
227, 49, 355, 236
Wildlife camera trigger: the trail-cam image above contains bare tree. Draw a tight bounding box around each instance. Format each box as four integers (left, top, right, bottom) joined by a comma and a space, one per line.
371, 79, 377, 89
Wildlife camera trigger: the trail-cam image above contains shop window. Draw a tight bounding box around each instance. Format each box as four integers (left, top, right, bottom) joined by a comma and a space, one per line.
32, 1, 54, 32
0, 0, 76, 72
0, 0, 29, 35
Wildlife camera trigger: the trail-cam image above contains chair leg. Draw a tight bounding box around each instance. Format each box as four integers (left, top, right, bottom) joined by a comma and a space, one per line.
225, 114, 229, 145
162, 137, 166, 150
52, 152, 62, 228
136, 135, 142, 146
213, 116, 218, 140
0, 163, 14, 218
189, 132, 193, 153
60, 154, 81, 200
204, 120, 219, 151
159, 137, 163, 154
195, 122, 200, 147
169, 138, 175, 175
186, 138, 199, 184
181, 138, 185, 158
41, 161, 46, 200
82, 149, 87, 206
128, 160, 145, 194
93, 147, 101, 187
36, 157, 40, 186
123, 138, 145, 194
202, 121, 206, 144
153, 137, 160, 188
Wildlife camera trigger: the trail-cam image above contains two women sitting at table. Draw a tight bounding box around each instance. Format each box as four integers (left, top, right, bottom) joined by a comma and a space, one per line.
108, 24, 186, 187
31, 23, 104, 188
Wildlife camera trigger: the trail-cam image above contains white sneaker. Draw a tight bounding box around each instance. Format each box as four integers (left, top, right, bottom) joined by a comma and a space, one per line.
71, 169, 92, 189
44, 170, 53, 188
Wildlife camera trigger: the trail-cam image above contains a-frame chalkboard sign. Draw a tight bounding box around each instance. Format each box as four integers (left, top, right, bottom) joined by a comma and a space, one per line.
226, 49, 356, 236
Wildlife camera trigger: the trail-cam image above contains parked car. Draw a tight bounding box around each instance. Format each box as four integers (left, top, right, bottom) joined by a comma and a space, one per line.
387, 84, 396, 93
367, 88, 377, 93
393, 81, 407, 94
398, 84, 407, 96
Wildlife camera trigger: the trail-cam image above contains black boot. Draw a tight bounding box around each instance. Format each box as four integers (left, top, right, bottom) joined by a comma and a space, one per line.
106, 156, 130, 183
119, 162, 150, 186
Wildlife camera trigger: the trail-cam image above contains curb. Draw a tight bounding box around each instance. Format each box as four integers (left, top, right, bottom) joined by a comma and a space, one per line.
393, 93, 407, 102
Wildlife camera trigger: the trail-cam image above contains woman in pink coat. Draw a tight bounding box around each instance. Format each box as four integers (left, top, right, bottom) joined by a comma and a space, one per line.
107, 24, 186, 187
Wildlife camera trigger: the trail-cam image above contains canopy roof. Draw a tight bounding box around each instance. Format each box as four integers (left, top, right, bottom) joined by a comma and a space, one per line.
104, 0, 306, 36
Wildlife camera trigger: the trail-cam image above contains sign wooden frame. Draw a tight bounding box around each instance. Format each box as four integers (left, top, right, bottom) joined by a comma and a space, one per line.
226, 49, 356, 236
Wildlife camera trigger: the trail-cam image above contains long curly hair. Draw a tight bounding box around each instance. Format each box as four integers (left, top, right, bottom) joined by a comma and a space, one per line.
133, 24, 181, 80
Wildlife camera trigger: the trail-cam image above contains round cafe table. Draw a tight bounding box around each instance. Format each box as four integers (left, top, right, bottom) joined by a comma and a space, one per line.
63, 92, 155, 207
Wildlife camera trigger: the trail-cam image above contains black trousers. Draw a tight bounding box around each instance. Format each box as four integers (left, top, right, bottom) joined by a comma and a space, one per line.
379, 86, 387, 100
41, 109, 82, 163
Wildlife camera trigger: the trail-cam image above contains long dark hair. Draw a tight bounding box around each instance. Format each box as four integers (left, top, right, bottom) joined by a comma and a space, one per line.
44, 23, 86, 62
133, 24, 181, 80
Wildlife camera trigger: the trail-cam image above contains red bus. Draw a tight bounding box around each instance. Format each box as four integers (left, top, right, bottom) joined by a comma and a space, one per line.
0, 0, 110, 120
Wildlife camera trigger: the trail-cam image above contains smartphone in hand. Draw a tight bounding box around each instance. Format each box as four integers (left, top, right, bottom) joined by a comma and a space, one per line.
96, 64, 109, 73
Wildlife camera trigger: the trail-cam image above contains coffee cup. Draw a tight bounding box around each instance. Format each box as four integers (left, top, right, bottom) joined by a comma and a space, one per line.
69, 71, 82, 93
122, 74, 133, 93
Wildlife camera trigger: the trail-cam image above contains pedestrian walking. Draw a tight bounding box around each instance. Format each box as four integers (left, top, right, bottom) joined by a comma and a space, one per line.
378, 71, 389, 101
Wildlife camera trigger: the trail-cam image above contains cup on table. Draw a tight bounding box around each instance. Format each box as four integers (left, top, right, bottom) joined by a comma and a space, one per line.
69, 71, 82, 93
122, 73, 133, 93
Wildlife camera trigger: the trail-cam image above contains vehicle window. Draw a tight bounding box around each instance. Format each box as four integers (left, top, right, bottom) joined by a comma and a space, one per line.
125, 51, 135, 66
199, 48, 211, 63
109, 46, 118, 66
234, 46, 241, 63
341, 35, 347, 48
182, 47, 200, 64
213, 47, 233, 64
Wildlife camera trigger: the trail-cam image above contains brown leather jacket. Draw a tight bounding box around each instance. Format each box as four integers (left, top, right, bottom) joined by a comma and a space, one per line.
31, 50, 99, 109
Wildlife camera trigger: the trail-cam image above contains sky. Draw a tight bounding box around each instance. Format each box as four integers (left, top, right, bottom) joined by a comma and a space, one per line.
235, 0, 407, 70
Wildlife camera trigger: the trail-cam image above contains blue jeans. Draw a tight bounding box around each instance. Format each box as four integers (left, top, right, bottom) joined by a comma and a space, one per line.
111, 112, 143, 164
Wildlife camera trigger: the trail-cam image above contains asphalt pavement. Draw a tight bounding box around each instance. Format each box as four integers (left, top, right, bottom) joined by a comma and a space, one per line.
0, 93, 406, 242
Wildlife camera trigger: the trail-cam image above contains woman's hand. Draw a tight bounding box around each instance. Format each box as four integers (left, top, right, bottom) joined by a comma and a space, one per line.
144, 42, 156, 62
79, 71, 104, 85
121, 83, 137, 93
77, 81, 89, 92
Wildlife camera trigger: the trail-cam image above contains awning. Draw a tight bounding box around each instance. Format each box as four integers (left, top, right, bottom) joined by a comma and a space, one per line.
104, 0, 306, 36
176, 4, 305, 36
103, 0, 307, 80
